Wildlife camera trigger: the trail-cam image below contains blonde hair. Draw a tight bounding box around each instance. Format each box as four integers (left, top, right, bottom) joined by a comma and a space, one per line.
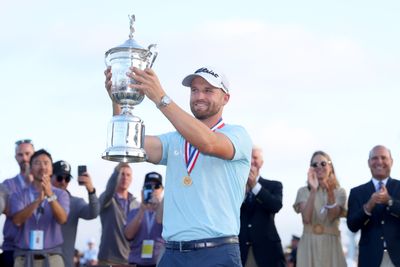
309, 150, 340, 188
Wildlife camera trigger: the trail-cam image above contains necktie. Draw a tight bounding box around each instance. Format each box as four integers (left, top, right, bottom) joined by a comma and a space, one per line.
246, 191, 255, 203
377, 181, 384, 192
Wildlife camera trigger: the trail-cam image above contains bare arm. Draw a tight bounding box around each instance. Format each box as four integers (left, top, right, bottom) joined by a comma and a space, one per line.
155, 101, 235, 160
42, 176, 68, 224
299, 169, 318, 224
300, 189, 317, 224
104, 68, 122, 116
124, 205, 145, 240
325, 185, 343, 221
48, 198, 68, 224
13, 195, 44, 226
144, 136, 163, 164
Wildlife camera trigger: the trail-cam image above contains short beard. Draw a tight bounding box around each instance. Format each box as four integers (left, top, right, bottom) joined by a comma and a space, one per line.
190, 105, 220, 121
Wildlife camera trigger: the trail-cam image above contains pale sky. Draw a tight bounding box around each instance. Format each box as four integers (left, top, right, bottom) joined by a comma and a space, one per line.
1, 0, 400, 253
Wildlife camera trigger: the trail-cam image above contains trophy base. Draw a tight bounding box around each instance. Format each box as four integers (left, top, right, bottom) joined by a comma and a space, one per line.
102, 147, 147, 163
102, 113, 146, 163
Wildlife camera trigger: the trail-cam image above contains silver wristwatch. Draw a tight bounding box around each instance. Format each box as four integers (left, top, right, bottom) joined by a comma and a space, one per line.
47, 194, 58, 202
157, 95, 172, 108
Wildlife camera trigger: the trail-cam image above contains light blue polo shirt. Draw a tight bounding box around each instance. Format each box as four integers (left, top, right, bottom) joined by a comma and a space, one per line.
158, 124, 252, 241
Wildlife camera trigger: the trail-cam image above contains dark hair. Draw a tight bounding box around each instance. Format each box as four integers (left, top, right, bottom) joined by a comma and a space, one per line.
30, 149, 53, 165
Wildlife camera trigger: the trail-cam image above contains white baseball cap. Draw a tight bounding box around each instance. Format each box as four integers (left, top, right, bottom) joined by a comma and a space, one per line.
182, 66, 230, 94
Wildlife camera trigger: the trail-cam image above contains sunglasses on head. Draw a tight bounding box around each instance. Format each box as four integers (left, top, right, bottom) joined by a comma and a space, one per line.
56, 175, 71, 183
15, 139, 32, 146
311, 161, 331, 168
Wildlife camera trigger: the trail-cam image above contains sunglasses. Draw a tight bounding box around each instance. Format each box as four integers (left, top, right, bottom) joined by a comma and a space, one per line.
153, 184, 162, 189
311, 161, 331, 168
15, 139, 33, 146
56, 175, 71, 183
144, 183, 162, 190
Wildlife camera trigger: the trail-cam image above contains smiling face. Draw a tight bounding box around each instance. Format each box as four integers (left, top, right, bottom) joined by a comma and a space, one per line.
31, 154, 53, 182
310, 154, 332, 181
251, 147, 264, 170
368, 145, 393, 180
189, 77, 229, 121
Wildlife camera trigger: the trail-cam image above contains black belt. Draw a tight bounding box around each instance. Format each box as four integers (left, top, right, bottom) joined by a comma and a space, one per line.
165, 236, 239, 252
33, 254, 46, 260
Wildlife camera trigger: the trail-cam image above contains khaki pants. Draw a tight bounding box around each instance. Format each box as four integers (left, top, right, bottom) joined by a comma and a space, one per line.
380, 250, 395, 267
14, 254, 64, 267
245, 246, 259, 267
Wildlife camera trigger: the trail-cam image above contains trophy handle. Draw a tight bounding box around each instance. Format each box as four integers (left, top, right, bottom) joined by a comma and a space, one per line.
146, 44, 158, 68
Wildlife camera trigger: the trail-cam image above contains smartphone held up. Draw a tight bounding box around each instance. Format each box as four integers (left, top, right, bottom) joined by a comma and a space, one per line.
143, 183, 153, 203
77, 165, 87, 185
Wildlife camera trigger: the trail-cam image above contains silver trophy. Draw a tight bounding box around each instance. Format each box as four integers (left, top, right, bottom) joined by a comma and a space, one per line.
102, 15, 157, 162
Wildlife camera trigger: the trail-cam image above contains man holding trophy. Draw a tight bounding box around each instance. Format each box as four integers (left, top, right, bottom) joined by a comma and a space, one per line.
103, 15, 252, 267
104, 65, 252, 266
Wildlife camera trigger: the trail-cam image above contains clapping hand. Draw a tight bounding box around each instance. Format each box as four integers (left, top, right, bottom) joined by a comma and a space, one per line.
307, 168, 319, 191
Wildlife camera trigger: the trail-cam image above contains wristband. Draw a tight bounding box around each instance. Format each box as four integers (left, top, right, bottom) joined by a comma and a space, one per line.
325, 203, 337, 209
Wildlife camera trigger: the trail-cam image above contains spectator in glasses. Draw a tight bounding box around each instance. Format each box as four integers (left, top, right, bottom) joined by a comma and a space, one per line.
51, 160, 99, 267
9, 149, 70, 267
293, 151, 347, 267
124, 171, 164, 267
0, 139, 35, 267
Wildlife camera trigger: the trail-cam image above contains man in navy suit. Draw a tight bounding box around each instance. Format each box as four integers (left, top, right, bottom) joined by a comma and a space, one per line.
239, 147, 286, 267
347, 145, 400, 267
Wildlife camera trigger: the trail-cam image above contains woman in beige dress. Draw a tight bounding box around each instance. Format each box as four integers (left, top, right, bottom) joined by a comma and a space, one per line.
293, 151, 347, 267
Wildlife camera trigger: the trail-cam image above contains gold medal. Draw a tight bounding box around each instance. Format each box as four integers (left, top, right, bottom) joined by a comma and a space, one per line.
183, 176, 192, 186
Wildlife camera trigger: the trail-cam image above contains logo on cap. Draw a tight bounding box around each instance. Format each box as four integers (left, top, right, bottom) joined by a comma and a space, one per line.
195, 67, 219, 78
60, 161, 70, 172
182, 66, 230, 94
53, 160, 72, 177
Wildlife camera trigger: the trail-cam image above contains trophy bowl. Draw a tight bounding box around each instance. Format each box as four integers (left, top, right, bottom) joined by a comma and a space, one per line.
102, 15, 157, 163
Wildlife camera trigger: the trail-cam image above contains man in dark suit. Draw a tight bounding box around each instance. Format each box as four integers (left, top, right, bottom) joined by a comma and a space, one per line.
239, 147, 286, 267
347, 145, 400, 267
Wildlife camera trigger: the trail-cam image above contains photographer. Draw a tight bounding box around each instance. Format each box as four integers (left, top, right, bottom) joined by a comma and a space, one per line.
50, 160, 99, 267
124, 172, 164, 267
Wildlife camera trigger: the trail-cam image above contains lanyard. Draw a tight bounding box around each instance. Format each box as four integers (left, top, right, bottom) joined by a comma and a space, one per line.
184, 118, 225, 175
144, 211, 156, 236
29, 187, 44, 223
